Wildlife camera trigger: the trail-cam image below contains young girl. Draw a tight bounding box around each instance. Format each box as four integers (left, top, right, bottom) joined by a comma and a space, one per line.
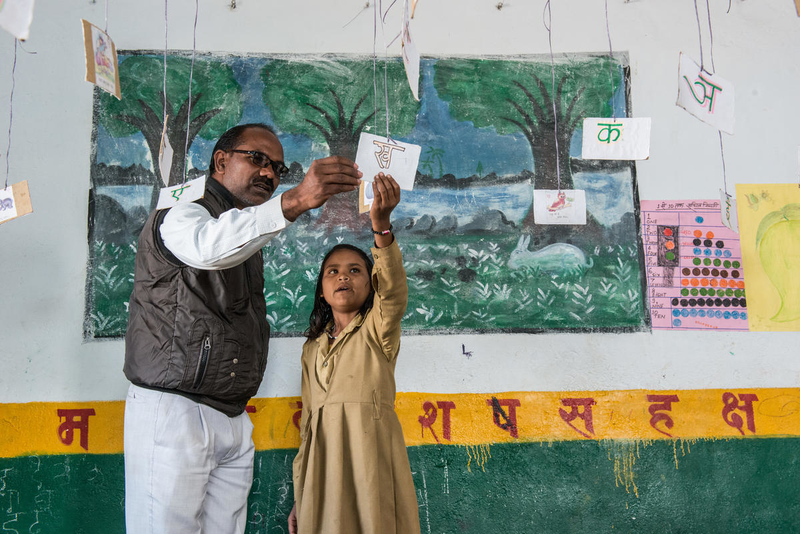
288, 173, 420, 534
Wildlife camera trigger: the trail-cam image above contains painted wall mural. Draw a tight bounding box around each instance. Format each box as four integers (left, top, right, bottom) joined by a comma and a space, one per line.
85, 52, 647, 339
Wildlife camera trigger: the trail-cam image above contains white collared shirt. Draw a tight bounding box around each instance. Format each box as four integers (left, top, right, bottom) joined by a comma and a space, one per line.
159, 193, 291, 270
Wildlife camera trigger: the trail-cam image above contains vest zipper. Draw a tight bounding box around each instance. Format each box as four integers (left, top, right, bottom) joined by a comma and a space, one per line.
193, 335, 211, 389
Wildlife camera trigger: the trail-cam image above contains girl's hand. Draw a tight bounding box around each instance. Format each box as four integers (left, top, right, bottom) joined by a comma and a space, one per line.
288, 502, 298, 534
370, 172, 401, 231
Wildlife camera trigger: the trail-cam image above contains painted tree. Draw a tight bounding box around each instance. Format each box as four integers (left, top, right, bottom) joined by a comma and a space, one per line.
261, 58, 420, 229
98, 55, 243, 187
434, 56, 624, 229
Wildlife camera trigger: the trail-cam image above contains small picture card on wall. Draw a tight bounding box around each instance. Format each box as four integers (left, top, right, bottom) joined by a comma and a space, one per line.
0, 0, 34, 40
581, 117, 651, 160
401, 0, 420, 101
354, 132, 421, 191
358, 181, 373, 214
676, 53, 734, 134
533, 189, 587, 225
0, 180, 32, 225
156, 175, 206, 210
720, 189, 738, 233
81, 19, 121, 99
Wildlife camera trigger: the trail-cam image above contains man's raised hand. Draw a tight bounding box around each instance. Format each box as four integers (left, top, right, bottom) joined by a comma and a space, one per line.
281, 156, 362, 221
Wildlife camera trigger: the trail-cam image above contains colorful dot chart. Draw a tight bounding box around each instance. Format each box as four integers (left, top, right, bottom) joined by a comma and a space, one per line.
640, 200, 748, 331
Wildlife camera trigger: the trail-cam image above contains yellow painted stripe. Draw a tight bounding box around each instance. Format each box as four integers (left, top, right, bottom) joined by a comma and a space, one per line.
2, 388, 799, 458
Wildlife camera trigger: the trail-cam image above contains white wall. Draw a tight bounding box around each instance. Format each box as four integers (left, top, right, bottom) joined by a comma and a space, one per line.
0, 0, 798, 403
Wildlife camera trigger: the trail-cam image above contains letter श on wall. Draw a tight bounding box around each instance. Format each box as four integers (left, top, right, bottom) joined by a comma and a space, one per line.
676, 53, 735, 134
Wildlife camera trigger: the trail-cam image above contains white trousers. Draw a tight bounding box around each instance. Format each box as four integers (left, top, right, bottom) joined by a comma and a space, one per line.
124, 384, 255, 534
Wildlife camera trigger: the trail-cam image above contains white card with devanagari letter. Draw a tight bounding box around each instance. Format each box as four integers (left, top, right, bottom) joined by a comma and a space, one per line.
676, 53, 735, 134
0, 0, 34, 40
533, 189, 587, 225
156, 175, 206, 210
354, 132, 421, 191
581, 117, 651, 160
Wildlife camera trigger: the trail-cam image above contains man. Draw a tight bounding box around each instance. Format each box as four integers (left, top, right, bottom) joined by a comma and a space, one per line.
123, 123, 362, 533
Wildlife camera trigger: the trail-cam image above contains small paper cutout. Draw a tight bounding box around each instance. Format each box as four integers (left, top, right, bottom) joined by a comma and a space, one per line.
533, 189, 587, 225
0, 0, 34, 41
0, 187, 17, 223
720, 189, 738, 233
676, 53, 734, 134
0, 180, 32, 225
401, 0, 420, 101
158, 117, 173, 186
359, 181, 373, 214
581, 117, 651, 160
156, 175, 206, 210
354, 132, 421, 191
81, 20, 121, 99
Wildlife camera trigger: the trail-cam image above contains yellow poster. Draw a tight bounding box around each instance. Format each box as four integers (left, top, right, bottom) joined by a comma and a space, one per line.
736, 184, 800, 331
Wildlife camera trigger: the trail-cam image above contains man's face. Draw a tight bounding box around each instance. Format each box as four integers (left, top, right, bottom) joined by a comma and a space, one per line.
213, 128, 285, 209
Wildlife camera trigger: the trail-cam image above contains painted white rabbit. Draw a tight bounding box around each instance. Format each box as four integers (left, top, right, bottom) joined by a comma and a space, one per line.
508, 235, 593, 276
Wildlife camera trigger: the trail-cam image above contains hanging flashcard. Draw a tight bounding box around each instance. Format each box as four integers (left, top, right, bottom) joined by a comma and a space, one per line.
640, 199, 749, 331
156, 175, 206, 211
0, 186, 17, 223
676, 53, 734, 134
354, 132, 421, 191
358, 180, 373, 214
401, 0, 420, 101
0, 180, 32, 225
81, 20, 121, 99
581, 118, 651, 160
158, 118, 173, 186
0, 0, 34, 41
532, 189, 587, 225
720, 189, 738, 233
736, 184, 800, 332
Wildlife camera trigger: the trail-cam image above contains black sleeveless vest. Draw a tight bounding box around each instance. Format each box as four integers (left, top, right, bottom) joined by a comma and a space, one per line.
124, 177, 270, 416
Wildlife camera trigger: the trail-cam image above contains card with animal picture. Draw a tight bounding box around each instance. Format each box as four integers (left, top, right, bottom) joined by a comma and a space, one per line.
533, 189, 587, 225
81, 19, 121, 99
0, 181, 32, 225
354, 132, 421, 191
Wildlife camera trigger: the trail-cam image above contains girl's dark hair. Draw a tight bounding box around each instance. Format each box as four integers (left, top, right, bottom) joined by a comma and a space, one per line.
305, 244, 375, 340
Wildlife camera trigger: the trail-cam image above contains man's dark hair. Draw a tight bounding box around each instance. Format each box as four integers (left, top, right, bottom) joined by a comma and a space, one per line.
208, 123, 277, 175
305, 244, 375, 340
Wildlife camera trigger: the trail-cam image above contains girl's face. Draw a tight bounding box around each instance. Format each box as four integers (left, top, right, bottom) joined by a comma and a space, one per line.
320, 249, 372, 316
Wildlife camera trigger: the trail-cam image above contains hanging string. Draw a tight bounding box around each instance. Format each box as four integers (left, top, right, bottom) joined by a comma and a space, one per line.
183, 0, 199, 183
380, 0, 391, 140
692, 0, 705, 72
704, 0, 716, 74
543, 0, 561, 192
104, 0, 109, 33
719, 132, 729, 195
4, 39, 17, 191
604, 0, 616, 121
163, 0, 168, 125
372, 0, 378, 135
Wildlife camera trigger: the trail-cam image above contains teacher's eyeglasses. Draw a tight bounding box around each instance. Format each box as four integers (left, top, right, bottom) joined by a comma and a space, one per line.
229, 150, 289, 178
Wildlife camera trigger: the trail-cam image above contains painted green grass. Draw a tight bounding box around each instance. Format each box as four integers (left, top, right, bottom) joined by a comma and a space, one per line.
87, 228, 646, 338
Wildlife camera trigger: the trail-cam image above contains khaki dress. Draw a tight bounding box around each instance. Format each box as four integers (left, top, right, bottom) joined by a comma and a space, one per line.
293, 241, 420, 534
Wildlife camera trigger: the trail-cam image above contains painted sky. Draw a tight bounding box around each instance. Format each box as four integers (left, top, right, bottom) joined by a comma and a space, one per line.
95, 55, 625, 179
